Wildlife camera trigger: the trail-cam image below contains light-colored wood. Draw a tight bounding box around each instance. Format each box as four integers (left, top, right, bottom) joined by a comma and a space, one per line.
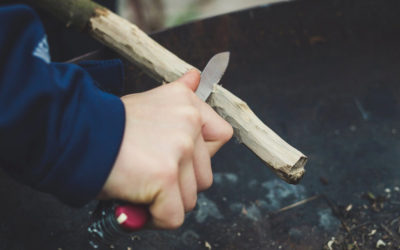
208, 85, 307, 183
89, 8, 307, 184
89, 9, 194, 83
33, 1, 307, 183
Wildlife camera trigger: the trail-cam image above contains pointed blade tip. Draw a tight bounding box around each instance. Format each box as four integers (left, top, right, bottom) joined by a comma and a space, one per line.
196, 51, 231, 101
215, 51, 230, 60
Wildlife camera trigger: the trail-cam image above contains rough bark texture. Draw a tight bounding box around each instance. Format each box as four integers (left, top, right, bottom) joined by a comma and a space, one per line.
32, 0, 307, 183
31, 0, 101, 30
89, 8, 194, 82
209, 85, 307, 184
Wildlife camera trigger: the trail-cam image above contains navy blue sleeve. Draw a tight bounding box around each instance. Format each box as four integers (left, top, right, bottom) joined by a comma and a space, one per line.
0, 4, 125, 206
78, 59, 125, 96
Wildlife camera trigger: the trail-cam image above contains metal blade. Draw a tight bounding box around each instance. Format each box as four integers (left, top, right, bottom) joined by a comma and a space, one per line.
195, 52, 230, 101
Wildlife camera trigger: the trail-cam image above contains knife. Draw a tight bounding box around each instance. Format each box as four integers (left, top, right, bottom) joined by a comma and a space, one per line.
34, 0, 307, 190
195, 52, 230, 101
33, 0, 308, 244
116, 53, 230, 230
88, 54, 231, 244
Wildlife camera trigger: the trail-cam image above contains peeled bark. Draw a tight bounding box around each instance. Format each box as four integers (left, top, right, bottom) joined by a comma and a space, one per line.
32, 0, 307, 183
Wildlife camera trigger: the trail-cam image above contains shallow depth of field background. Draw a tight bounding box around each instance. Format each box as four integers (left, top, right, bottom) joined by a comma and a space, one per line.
116, 0, 286, 32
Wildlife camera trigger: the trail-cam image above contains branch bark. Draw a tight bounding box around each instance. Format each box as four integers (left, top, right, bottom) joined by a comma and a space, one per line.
32, 0, 100, 30
32, 0, 307, 184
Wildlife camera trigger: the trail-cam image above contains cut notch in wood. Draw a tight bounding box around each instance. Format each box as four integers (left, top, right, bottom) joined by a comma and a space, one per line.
209, 85, 307, 184
32, 0, 307, 184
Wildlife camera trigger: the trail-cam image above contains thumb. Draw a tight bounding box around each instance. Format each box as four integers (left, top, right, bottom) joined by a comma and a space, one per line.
177, 69, 201, 92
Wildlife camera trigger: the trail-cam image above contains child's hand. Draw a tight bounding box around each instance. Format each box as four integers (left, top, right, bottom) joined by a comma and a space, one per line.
99, 70, 233, 229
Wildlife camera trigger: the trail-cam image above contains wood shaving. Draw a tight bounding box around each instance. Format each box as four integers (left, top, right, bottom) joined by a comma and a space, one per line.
205, 241, 212, 250
376, 239, 386, 248
327, 237, 336, 250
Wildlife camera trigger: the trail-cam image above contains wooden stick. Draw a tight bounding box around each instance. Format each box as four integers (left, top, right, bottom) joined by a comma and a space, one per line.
209, 85, 306, 183
88, 7, 192, 83
274, 195, 320, 213
32, 0, 307, 184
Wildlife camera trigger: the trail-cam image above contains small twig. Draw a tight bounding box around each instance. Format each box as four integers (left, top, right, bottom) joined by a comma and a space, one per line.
342, 221, 352, 233
351, 221, 372, 231
381, 223, 400, 244
390, 216, 400, 226
380, 223, 393, 236
275, 195, 320, 213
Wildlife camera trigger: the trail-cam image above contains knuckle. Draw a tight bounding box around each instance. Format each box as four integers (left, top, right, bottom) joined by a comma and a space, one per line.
175, 134, 194, 155
172, 83, 196, 104
172, 83, 190, 96
180, 106, 201, 126
158, 160, 179, 186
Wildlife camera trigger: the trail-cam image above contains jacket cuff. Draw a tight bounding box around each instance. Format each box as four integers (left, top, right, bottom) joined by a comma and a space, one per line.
35, 64, 126, 206
62, 92, 125, 206
78, 59, 125, 96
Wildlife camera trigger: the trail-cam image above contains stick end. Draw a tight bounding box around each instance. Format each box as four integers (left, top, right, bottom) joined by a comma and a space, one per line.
277, 155, 308, 184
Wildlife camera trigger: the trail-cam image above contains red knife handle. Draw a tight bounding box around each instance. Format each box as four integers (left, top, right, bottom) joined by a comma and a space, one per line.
114, 204, 149, 231
88, 201, 150, 244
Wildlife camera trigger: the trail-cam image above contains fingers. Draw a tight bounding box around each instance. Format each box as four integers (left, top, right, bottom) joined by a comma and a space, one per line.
172, 69, 233, 152
149, 181, 185, 229
150, 144, 201, 228
177, 69, 201, 92
196, 100, 233, 155
178, 157, 198, 212
205, 140, 226, 157
193, 135, 213, 191
116, 69, 231, 231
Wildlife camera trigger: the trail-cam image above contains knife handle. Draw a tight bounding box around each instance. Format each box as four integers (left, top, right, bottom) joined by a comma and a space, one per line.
33, 1, 307, 183
114, 203, 149, 231
88, 201, 149, 245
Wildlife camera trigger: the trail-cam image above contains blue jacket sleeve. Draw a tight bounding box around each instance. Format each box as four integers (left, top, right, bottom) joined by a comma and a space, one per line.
78, 60, 125, 96
0, 4, 125, 206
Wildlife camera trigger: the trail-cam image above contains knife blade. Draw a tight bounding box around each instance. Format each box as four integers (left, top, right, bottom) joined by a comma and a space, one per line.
195, 52, 230, 101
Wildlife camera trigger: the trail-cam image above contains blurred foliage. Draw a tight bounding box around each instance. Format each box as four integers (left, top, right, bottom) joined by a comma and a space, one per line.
166, 4, 200, 27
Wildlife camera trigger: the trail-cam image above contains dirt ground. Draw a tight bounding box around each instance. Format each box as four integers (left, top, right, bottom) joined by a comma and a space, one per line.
1, 0, 400, 249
